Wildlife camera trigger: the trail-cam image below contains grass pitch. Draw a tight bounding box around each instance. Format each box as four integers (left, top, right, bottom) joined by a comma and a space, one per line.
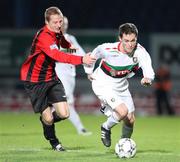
0, 112, 180, 162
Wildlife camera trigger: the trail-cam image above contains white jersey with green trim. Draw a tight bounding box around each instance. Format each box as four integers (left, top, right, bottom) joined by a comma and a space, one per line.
85, 42, 155, 93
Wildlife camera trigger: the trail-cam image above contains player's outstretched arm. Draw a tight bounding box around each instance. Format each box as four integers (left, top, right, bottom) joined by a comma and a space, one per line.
82, 53, 96, 65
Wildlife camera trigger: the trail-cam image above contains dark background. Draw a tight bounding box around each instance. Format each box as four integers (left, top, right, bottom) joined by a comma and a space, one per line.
0, 0, 179, 115
0, 0, 179, 32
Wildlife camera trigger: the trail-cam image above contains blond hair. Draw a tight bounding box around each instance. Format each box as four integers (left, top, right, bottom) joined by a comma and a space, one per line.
44, 6, 63, 22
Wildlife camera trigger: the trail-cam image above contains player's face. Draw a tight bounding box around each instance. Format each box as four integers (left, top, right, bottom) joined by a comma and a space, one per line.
120, 33, 137, 54
46, 14, 63, 33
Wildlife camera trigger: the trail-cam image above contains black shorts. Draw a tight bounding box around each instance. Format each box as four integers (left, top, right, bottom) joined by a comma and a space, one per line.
23, 80, 67, 113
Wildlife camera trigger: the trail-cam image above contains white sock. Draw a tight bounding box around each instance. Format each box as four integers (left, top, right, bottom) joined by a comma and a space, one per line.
68, 104, 85, 133
103, 111, 120, 130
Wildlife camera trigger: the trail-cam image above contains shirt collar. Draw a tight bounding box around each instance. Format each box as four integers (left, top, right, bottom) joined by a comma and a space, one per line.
44, 25, 56, 37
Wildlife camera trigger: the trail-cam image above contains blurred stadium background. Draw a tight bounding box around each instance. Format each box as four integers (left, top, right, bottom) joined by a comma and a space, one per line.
0, 0, 180, 116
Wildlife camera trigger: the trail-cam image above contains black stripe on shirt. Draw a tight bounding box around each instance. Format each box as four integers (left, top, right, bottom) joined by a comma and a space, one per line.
38, 54, 53, 82
30, 28, 44, 55
26, 55, 38, 81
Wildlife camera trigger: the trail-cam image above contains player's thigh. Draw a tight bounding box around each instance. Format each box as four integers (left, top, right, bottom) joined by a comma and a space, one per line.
24, 82, 50, 113
47, 81, 69, 118
119, 89, 135, 113
47, 80, 67, 105
100, 90, 126, 111
53, 101, 69, 118
92, 82, 133, 113
114, 103, 129, 119
92, 82, 119, 108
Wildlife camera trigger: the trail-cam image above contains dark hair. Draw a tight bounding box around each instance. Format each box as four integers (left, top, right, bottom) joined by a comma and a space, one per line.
44, 6, 63, 22
119, 23, 138, 38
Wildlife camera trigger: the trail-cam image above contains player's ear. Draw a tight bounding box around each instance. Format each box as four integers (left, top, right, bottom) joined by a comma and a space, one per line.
45, 20, 48, 25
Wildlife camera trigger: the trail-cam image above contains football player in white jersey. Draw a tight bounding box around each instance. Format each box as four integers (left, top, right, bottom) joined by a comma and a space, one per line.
55, 16, 92, 135
85, 23, 154, 147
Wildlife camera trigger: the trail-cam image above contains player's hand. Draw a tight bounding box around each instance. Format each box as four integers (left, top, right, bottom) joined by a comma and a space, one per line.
87, 74, 95, 81
141, 77, 152, 87
82, 53, 96, 65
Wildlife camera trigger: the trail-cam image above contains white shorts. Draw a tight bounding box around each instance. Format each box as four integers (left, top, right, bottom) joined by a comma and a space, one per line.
92, 80, 135, 113
57, 74, 75, 104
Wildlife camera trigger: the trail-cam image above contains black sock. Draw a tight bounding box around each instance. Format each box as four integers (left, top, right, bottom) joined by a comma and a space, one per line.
121, 123, 133, 138
49, 138, 60, 147
39, 116, 59, 145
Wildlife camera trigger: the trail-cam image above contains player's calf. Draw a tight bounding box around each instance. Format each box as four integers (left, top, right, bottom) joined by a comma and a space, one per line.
40, 116, 65, 151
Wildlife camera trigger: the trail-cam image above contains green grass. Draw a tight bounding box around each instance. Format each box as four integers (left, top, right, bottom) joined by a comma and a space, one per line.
0, 112, 180, 162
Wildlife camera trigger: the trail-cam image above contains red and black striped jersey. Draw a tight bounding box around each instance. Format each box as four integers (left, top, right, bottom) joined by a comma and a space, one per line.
20, 25, 82, 82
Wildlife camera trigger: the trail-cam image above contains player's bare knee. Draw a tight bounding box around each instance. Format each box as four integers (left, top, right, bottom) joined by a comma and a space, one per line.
116, 107, 128, 120
130, 117, 135, 124
121, 110, 128, 119
128, 114, 135, 124
56, 111, 69, 119
125, 113, 135, 125
125, 117, 135, 127
61, 113, 69, 119
43, 116, 54, 125
115, 104, 128, 119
